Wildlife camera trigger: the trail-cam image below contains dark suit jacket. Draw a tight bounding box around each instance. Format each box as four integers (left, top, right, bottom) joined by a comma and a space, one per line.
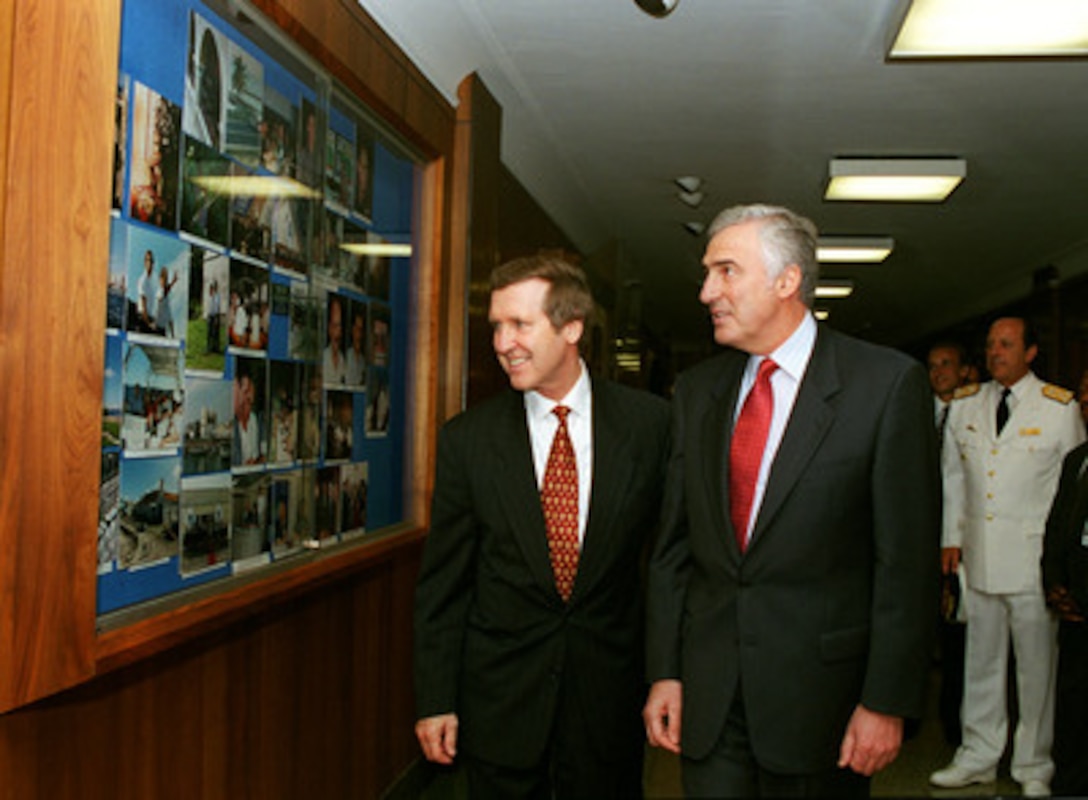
1043, 441, 1088, 614
647, 324, 940, 773
414, 378, 670, 768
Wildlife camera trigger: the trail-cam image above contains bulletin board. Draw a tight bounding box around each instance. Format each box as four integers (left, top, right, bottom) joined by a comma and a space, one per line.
98, 0, 417, 616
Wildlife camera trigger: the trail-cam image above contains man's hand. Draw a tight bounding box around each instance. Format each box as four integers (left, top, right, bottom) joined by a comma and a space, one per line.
415, 713, 459, 765
837, 705, 902, 776
1046, 585, 1086, 623
940, 546, 961, 575
643, 679, 683, 754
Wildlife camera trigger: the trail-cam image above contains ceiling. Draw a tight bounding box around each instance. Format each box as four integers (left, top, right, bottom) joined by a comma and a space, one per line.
355, 0, 1088, 352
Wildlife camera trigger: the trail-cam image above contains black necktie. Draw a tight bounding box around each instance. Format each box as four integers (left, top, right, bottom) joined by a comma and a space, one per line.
937, 403, 949, 450
996, 387, 1011, 435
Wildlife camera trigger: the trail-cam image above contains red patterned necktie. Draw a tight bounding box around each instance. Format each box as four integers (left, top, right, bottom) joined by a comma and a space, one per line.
729, 358, 778, 551
541, 405, 579, 601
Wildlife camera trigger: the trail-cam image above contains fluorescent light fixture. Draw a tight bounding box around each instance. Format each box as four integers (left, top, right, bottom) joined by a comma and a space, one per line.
191, 174, 321, 199
339, 242, 413, 257
891, 0, 1088, 58
825, 158, 965, 202
814, 309, 830, 321
684, 221, 706, 236
817, 237, 895, 263
815, 279, 855, 299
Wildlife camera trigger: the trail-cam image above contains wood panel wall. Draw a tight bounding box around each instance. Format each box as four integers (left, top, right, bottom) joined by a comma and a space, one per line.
0, 542, 423, 800
0, 0, 461, 796
0, 0, 120, 713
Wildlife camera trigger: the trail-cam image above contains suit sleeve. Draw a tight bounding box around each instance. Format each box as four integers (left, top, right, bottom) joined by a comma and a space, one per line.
863, 361, 941, 718
1042, 445, 1086, 594
646, 372, 692, 681
413, 419, 478, 719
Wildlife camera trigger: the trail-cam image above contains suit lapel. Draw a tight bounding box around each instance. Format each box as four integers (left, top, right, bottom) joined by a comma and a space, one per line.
749, 326, 838, 550
704, 353, 747, 559
490, 392, 557, 594
576, 381, 636, 597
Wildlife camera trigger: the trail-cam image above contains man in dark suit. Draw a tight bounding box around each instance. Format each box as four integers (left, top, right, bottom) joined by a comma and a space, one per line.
1042, 440, 1088, 796
643, 204, 939, 797
414, 255, 670, 798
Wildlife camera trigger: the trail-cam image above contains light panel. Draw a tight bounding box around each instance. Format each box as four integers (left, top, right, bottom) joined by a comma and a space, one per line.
815, 280, 855, 299
817, 237, 895, 263
825, 158, 965, 202
891, 0, 1088, 58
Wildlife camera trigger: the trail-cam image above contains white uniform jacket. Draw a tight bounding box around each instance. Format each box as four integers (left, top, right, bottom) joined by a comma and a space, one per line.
942, 373, 1085, 593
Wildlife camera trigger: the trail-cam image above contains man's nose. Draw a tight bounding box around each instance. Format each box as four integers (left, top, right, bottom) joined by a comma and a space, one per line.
699, 273, 718, 303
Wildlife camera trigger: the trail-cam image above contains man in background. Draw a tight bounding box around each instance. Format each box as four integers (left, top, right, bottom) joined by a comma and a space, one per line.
932, 317, 1085, 797
1042, 439, 1088, 796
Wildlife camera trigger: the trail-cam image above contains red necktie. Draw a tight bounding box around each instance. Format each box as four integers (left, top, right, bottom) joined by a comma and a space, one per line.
541, 406, 579, 601
729, 358, 777, 551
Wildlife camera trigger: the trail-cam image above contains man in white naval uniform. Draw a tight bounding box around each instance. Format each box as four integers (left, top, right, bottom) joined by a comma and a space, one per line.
931, 317, 1085, 798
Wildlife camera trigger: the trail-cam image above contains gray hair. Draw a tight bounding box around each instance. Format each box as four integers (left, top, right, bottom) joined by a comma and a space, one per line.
707, 204, 820, 307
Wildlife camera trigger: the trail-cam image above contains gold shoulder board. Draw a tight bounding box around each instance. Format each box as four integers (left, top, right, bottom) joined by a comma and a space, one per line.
953, 383, 981, 400
1042, 384, 1075, 404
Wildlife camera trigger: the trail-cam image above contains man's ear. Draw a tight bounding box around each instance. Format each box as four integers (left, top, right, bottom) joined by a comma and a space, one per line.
562, 318, 585, 346
775, 264, 802, 298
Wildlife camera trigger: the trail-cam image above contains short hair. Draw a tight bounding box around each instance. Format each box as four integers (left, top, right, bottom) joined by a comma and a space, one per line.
489, 254, 594, 329
706, 204, 820, 307
991, 316, 1038, 351
928, 340, 967, 366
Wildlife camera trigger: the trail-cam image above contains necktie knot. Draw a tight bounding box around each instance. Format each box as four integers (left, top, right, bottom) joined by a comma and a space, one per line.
554, 405, 571, 425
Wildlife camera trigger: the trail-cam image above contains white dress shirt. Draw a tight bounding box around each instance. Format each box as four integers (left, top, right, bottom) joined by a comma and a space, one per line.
525, 361, 593, 544
734, 312, 817, 541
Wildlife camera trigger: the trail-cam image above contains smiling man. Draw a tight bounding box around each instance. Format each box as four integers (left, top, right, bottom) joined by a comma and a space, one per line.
643, 204, 939, 798
414, 255, 670, 798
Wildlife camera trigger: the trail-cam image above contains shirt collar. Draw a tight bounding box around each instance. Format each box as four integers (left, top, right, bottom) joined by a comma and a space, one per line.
525, 360, 591, 421
752, 311, 816, 382
1001, 371, 1034, 402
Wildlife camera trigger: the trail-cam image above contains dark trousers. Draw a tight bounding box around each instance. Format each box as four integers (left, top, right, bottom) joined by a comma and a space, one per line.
463, 687, 644, 800
938, 620, 966, 746
1053, 621, 1088, 797
682, 694, 869, 798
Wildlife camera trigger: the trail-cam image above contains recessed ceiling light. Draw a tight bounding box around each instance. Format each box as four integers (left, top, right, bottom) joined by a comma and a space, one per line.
825, 158, 965, 202
675, 175, 702, 193
814, 309, 830, 321
678, 190, 704, 208
635, 0, 680, 19
683, 221, 706, 236
815, 279, 855, 299
890, 0, 1088, 58
817, 237, 895, 263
